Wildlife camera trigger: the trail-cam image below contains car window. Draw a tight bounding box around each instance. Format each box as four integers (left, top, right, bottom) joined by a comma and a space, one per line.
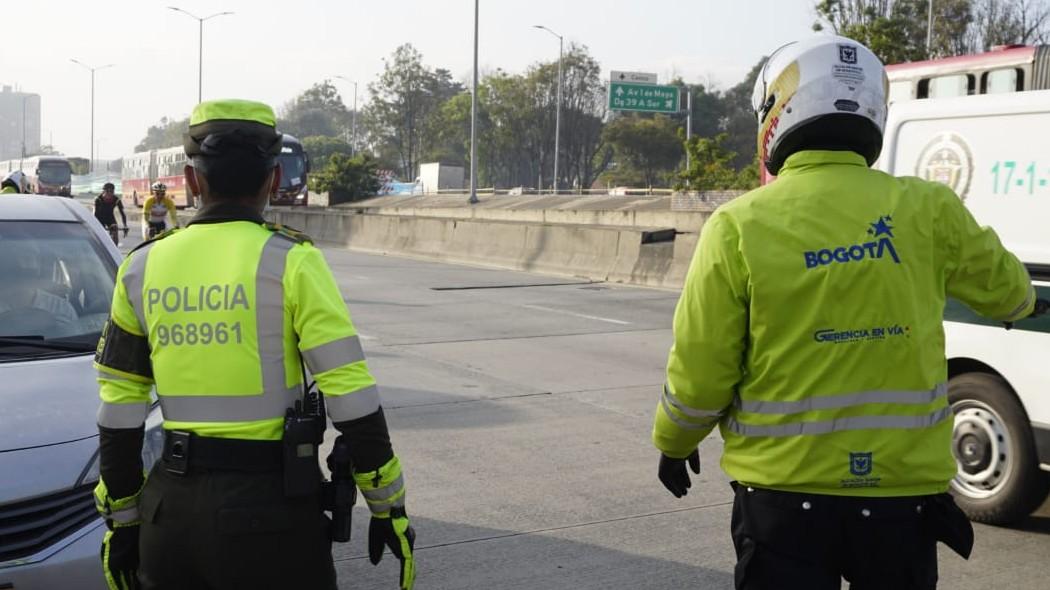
0, 220, 116, 346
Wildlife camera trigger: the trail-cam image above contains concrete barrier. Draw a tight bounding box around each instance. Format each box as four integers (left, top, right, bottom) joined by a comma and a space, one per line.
264, 206, 708, 289
113, 197, 709, 289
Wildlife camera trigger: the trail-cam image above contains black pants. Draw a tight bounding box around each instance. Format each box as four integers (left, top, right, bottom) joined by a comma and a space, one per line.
137, 463, 337, 590
730, 483, 948, 590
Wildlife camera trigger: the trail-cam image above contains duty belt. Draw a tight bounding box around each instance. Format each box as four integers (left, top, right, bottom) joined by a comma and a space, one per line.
162, 430, 283, 475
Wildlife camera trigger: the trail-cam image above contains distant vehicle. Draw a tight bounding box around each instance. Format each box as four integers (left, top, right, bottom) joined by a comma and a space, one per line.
0, 195, 164, 589
272, 134, 310, 206
120, 146, 193, 209
877, 90, 1050, 524
886, 44, 1050, 103
0, 156, 73, 196
30, 156, 73, 197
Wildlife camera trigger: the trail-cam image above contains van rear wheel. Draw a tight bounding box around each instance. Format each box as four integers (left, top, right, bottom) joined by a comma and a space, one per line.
948, 372, 1050, 525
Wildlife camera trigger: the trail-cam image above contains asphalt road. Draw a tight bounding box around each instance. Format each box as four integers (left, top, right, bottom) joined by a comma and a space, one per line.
112, 234, 1050, 589
298, 247, 1050, 590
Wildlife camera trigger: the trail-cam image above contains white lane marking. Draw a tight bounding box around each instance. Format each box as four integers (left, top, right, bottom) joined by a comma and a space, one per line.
357, 332, 377, 341
519, 304, 631, 326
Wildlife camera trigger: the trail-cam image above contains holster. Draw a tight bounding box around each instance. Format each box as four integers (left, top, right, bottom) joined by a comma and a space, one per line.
922, 493, 975, 559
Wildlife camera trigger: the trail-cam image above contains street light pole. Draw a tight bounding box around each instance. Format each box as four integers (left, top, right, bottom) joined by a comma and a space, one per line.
71, 59, 114, 173
334, 76, 359, 154
168, 7, 234, 103
533, 25, 563, 194
469, 0, 480, 204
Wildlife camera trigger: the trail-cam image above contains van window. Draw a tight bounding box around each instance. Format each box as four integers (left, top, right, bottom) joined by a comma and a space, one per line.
926, 74, 974, 98
983, 68, 1022, 94
888, 80, 913, 102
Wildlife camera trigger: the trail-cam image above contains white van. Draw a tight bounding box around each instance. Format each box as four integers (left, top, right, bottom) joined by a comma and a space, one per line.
879, 91, 1050, 525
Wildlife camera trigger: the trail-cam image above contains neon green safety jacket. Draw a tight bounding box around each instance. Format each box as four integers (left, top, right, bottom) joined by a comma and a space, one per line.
653, 150, 1035, 497
95, 209, 381, 439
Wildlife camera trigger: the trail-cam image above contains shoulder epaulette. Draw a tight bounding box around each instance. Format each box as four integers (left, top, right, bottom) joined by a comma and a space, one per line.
130, 228, 180, 253
264, 222, 313, 245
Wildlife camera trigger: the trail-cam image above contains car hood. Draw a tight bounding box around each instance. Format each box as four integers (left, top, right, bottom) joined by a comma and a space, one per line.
0, 353, 101, 452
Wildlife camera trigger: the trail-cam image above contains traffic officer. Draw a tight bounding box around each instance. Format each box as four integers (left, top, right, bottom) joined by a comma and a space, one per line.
93, 99, 415, 590
653, 36, 1045, 589
1, 170, 25, 194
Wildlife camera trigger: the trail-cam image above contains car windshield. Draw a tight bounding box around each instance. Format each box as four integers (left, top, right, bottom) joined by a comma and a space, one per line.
0, 220, 116, 356
278, 154, 306, 187
38, 164, 71, 184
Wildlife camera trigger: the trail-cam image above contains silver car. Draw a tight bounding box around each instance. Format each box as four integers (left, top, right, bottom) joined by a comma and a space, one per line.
0, 195, 164, 589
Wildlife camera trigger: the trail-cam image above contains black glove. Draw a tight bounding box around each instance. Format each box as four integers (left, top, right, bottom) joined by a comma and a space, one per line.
658, 449, 700, 498
122, 227, 129, 237
368, 507, 416, 589
100, 524, 140, 590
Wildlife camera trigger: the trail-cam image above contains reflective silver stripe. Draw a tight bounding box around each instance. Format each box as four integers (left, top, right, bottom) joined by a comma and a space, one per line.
662, 384, 723, 419
1005, 287, 1035, 321
97, 402, 150, 429
726, 406, 953, 438
97, 369, 135, 383
325, 385, 381, 422
737, 384, 947, 415
364, 494, 407, 514
302, 335, 366, 375
109, 506, 140, 525
122, 244, 155, 333
660, 394, 720, 431
361, 474, 405, 503
157, 235, 299, 423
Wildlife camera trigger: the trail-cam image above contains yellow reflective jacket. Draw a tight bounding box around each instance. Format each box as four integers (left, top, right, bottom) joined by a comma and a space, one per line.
95, 206, 381, 440
653, 150, 1034, 497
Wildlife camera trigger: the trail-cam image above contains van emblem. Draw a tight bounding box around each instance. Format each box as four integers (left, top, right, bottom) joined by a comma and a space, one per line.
915, 132, 974, 201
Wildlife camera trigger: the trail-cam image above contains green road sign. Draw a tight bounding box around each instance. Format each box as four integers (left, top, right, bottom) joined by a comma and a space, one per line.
608, 82, 680, 113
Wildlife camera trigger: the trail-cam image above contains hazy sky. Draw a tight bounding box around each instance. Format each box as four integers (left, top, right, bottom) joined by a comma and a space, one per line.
2, 0, 818, 158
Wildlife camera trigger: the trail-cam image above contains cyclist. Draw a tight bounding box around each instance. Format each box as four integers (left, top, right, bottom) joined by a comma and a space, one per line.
93, 182, 127, 246
141, 182, 179, 239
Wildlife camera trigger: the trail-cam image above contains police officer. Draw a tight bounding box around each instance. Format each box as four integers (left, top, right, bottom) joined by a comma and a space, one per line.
652, 37, 1045, 589
93, 99, 415, 590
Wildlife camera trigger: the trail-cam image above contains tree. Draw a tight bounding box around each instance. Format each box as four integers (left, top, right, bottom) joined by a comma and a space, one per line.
813, 0, 973, 62
135, 116, 189, 152
602, 115, 684, 187
678, 133, 742, 191
363, 44, 464, 179
279, 81, 352, 139
301, 136, 354, 178
314, 153, 381, 204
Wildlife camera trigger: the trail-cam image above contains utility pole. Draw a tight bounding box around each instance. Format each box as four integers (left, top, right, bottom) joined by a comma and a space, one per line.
469, 0, 480, 204
926, 0, 934, 54
685, 88, 693, 174
71, 59, 114, 173
533, 25, 564, 194
168, 7, 234, 103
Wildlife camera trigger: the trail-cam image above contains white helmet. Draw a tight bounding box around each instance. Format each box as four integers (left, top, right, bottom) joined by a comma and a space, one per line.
150, 181, 167, 193
2, 170, 26, 192
751, 35, 888, 175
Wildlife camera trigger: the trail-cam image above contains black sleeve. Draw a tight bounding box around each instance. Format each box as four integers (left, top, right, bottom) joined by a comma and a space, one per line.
117, 199, 126, 224
333, 407, 394, 472
98, 425, 145, 499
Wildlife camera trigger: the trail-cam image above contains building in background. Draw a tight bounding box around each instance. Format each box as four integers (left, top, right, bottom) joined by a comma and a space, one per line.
0, 86, 41, 161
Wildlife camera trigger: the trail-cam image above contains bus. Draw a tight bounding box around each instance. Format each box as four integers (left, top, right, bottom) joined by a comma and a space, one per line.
887, 45, 1050, 102
120, 135, 309, 208
877, 90, 1050, 525
121, 146, 193, 209
273, 134, 310, 206
0, 156, 73, 196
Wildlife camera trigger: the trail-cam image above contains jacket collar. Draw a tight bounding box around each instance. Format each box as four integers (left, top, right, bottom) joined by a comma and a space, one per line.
188, 202, 266, 226
777, 150, 869, 178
